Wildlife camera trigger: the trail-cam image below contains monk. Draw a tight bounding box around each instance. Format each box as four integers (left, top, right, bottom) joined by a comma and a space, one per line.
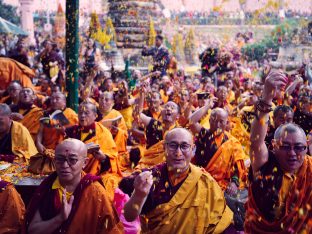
293, 94, 312, 135
190, 107, 248, 230
10, 88, 43, 141
25, 139, 123, 234
0, 57, 35, 90
98, 92, 129, 172
143, 91, 162, 120
0, 81, 22, 106
246, 70, 312, 233
120, 128, 233, 233
135, 98, 179, 169
30, 92, 78, 174
265, 105, 294, 151
0, 103, 38, 163
65, 102, 122, 197
0, 180, 25, 234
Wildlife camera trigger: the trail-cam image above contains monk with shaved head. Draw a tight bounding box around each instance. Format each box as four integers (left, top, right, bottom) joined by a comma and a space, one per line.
25, 139, 123, 234
246, 71, 312, 233
120, 128, 233, 233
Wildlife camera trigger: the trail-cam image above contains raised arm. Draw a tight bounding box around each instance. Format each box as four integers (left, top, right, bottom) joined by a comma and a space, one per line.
250, 71, 287, 174
133, 82, 152, 127
189, 97, 216, 134
123, 171, 153, 222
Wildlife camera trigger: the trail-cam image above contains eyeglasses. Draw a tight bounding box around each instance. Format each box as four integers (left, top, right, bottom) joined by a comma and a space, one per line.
166, 142, 192, 153
278, 145, 307, 153
54, 157, 79, 166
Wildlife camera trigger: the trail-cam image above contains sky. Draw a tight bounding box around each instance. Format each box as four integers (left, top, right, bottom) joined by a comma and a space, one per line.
4, 0, 312, 13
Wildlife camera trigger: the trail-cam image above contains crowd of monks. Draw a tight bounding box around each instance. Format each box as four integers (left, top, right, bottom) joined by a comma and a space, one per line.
0, 40, 311, 234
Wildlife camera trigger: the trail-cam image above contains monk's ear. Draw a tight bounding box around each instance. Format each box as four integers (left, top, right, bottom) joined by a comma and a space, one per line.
271, 139, 278, 152
192, 145, 196, 155
83, 157, 89, 167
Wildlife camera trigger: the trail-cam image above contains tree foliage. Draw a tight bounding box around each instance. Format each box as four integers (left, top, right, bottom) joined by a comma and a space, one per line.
0, 0, 20, 25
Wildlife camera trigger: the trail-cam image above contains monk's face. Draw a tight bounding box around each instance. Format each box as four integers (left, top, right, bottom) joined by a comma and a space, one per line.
8, 83, 22, 100
147, 93, 161, 112
78, 104, 97, 127
99, 93, 114, 113
216, 86, 228, 102
164, 129, 195, 173
209, 110, 228, 135
50, 92, 66, 111
179, 90, 190, 104
55, 141, 86, 184
273, 131, 307, 174
274, 111, 294, 129
19, 88, 35, 105
0, 112, 12, 135
161, 102, 179, 123
104, 79, 113, 92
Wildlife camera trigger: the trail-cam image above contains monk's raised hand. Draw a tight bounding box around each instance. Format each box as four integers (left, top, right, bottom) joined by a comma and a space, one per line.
133, 171, 153, 198
263, 70, 287, 101
60, 188, 74, 221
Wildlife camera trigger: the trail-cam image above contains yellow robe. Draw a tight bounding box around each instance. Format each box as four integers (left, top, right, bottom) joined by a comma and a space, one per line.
19, 105, 43, 141
118, 106, 133, 129
11, 121, 38, 161
100, 109, 129, 172
204, 133, 247, 190
142, 164, 233, 233
136, 140, 165, 170
82, 122, 122, 199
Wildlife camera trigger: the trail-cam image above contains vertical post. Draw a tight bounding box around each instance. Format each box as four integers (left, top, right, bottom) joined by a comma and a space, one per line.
65, 0, 79, 112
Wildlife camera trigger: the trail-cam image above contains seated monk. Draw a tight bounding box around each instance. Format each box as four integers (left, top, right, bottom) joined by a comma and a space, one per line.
0, 103, 38, 163
29, 92, 78, 174
10, 88, 43, 141
119, 128, 233, 233
143, 91, 162, 120
293, 94, 312, 135
0, 180, 25, 233
0, 81, 22, 106
0, 57, 35, 90
98, 91, 129, 172
265, 105, 294, 151
24, 139, 124, 234
245, 71, 312, 233
135, 88, 179, 168
190, 107, 248, 230
65, 102, 122, 197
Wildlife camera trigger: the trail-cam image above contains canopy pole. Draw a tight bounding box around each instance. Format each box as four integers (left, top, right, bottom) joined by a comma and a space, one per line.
65, 0, 79, 112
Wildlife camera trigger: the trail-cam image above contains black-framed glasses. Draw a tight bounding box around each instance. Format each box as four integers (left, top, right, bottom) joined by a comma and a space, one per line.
54, 156, 79, 166
166, 142, 192, 153
278, 145, 307, 153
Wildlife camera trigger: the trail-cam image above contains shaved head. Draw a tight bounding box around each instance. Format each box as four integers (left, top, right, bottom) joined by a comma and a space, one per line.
165, 127, 194, 143
55, 138, 87, 158
274, 123, 306, 141
100, 91, 114, 100
211, 108, 228, 119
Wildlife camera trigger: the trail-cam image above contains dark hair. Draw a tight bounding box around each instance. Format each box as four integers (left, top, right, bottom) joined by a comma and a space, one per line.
273, 105, 293, 118
156, 35, 164, 41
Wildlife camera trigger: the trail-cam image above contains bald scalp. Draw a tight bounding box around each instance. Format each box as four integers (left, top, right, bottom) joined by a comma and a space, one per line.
56, 138, 88, 158
165, 127, 194, 143
211, 107, 229, 119
274, 123, 306, 141
0, 103, 12, 116
100, 91, 114, 100
51, 92, 66, 101
79, 102, 97, 114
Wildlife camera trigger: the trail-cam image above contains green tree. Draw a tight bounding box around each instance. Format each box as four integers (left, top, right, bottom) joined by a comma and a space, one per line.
0, 0, 20, 25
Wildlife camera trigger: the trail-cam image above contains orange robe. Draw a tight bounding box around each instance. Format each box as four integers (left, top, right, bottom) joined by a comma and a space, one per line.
67, 122, 122, 198
245, 156, 312, 233
142, 164, 233, 233
19, 105, 43, 141
100, 109, 129, 172
203, 133, 247, 190
0, 182, 25, 234
11, 121, 38, 161
0, 57, 35, 90
24, 173, 124, 234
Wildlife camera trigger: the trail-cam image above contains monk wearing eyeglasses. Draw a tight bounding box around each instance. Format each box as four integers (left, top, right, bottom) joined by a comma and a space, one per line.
119, 128, 233, 233
24, 139, 123, 234
245, 71, 312, 233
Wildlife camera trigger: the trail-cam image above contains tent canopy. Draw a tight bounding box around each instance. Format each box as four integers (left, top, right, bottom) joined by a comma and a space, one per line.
0, 17, 28, 36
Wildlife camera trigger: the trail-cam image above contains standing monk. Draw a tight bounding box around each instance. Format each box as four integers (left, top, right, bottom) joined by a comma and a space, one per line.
245, 71, 312, 233
25, 139, 123, 234
120, 128, 233, 233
